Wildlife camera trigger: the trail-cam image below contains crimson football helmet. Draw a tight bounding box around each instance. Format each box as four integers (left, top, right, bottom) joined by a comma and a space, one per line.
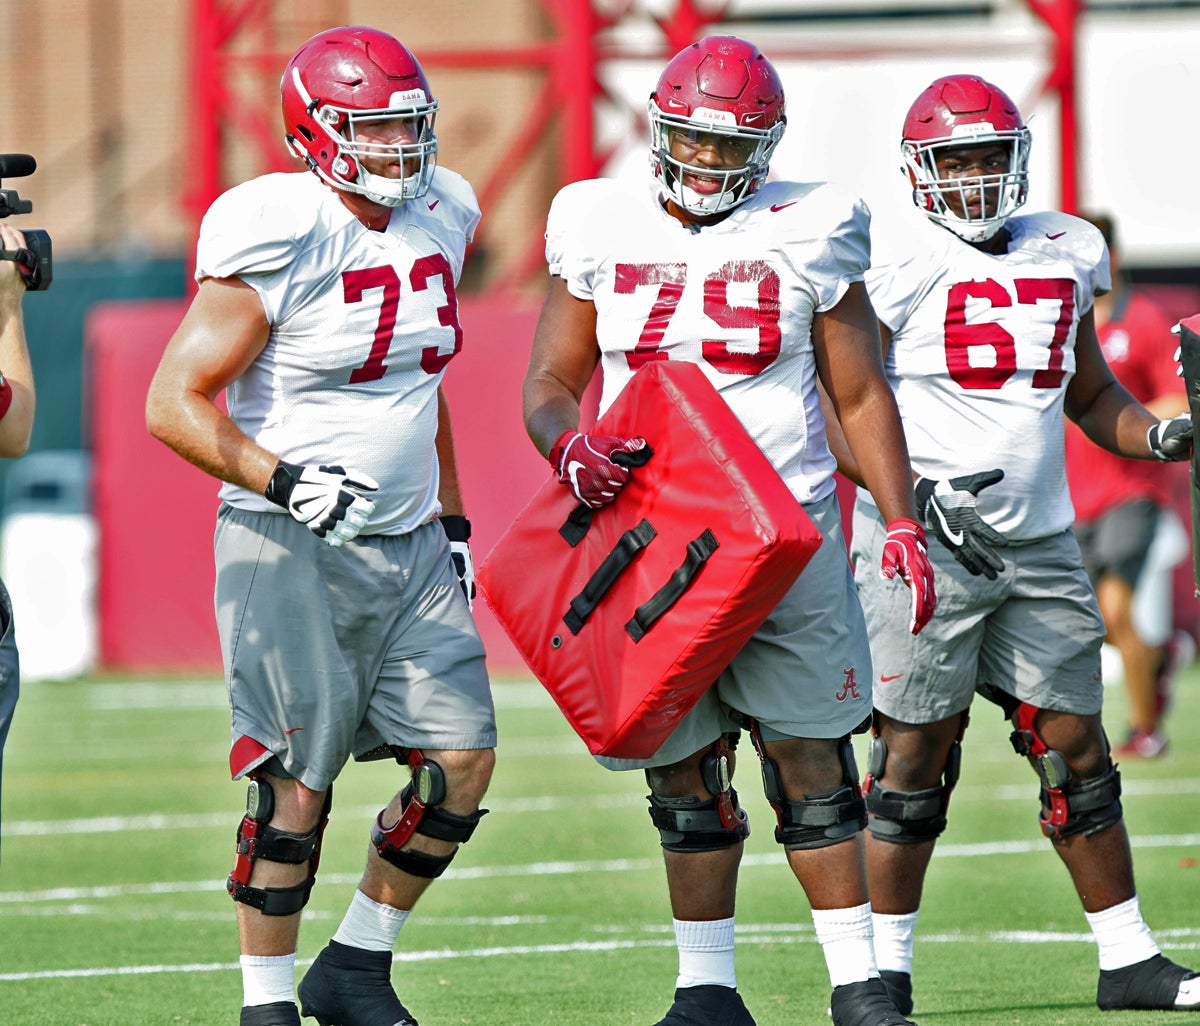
281, 26, 438, 207
648, 36, 786, 216
901, 74, 1030, 242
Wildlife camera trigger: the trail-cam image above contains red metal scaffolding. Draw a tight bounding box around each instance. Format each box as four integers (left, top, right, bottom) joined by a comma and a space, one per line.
186, 0, 1082, 290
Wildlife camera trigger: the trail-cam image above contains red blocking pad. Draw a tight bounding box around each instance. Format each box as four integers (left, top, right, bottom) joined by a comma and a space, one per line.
478, 361, 823, 759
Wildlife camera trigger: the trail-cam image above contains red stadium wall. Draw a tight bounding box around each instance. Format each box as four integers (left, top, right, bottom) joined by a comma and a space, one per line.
86, 293, 557, 676
89, 300, 223, 671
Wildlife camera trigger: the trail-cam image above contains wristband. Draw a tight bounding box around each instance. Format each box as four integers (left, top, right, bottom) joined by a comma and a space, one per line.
439, 514, 472, 543
0, 373, 11, 421
264, 460, 301, 507
548, 429, 577, 474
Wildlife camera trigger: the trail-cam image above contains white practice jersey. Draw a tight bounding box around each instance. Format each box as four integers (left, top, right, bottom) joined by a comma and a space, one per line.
546, 177, 871, 504
862, 209, 1110, 541
196, 169, 480, 534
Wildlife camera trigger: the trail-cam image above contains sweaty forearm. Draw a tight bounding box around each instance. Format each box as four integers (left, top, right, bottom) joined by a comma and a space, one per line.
1072, 381, 1158, 459
523, 382, 583, 459
148, 390, 278, 494
841, 401, 919, 522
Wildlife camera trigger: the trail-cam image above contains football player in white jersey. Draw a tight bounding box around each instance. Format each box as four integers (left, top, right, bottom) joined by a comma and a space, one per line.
523, 36, 934, 1026
145, 27, 496, 1026
832, 74, 1199, 1017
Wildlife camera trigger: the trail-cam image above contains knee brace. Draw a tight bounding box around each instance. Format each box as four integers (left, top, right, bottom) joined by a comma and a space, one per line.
646, 734, 750, 853
371, 748, 488, 879
1008, 702, 1124, 840
864, 710, 966, 845
748, 721, 866, 851
227, 778, 331, 916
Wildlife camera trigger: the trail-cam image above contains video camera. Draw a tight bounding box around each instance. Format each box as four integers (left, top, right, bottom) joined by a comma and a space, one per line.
0, 153, 52, 291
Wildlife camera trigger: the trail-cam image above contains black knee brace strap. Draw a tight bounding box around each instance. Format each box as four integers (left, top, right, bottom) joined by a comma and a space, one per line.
647, 791, 749, 852
864, 710, 965, 845
227, 779, 331, 916
1041, 764, 1124, 839
772, 784, 868, 850
748, 722, 866, 850
371, 749, 488, 879
645, 735, 750, 852
865, 782, 949, 843
1007, 702, 1124, 840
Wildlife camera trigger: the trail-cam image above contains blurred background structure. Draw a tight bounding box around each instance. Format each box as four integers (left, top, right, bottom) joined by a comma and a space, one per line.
0, 0, 1198, 677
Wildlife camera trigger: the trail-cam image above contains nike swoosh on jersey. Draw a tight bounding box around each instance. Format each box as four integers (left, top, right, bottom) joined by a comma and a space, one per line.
879, 673, 904, 683
770, 202, 797, 212
1046, 231, 1066, 240
428, 199, 440, 211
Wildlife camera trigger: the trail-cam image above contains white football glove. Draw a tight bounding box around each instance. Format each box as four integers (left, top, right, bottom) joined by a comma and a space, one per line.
440, 515, 476, 610
264, 460, 378, 547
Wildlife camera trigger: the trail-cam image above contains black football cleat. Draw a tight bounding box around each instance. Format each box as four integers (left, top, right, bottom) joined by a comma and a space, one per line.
651, 984, 756, 1025
879, 970, 914, 1016
1097, 953, 1200, 1010
240, 1002, 301, 1026
830, 977, 918, 1026
297, 940, 418, 1026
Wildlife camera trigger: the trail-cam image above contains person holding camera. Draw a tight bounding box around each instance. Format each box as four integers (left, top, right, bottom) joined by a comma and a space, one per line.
0, 221, 37, 860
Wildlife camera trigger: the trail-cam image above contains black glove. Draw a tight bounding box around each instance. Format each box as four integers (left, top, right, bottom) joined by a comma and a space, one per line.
440, 515, 475, 610
1148, 414, 1193, 462
264, 460, 377, 547
914, 469, 1008, 580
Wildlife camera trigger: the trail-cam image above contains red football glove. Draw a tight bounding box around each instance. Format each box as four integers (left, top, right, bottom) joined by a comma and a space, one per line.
549, 431, 649, 508
880, 518, 937, 635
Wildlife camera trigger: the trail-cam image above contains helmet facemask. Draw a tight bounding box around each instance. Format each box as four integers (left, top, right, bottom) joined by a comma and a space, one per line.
650, 104, 782, 216
903, 127, 1030, 243
288, 67, 439, 208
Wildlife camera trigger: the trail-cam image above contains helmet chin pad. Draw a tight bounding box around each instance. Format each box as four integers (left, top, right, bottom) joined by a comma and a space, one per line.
359, 169, 423, 208
659, 156, 758, 216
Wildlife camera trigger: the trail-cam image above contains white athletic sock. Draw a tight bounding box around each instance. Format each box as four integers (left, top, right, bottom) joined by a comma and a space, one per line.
332, 889, 411, 952
1085, 895, 1160, 972
812, 902, 878, 988
240, 953, 296, 1006
674, 916, 737, 989
872, 909, 919, 975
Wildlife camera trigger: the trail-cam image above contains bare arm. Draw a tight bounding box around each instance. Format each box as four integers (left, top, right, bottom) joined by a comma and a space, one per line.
144, 276, 276, 492
818, 318, 897, 489
435, 385, 465, 516
0, 225, 35, 458
522, 275, 600, 457
814, 282, 918, 522
1065, 309, 1160, 458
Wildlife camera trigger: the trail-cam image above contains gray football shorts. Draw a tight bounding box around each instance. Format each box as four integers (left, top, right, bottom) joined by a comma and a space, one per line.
851, 499, 1104, 724
1074, 497, 1159, 589
215, 507, 496, 791
598, 489, 874, 771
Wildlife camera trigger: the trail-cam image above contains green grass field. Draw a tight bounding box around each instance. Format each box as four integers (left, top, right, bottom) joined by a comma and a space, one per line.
2, 660, 1198, 1026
